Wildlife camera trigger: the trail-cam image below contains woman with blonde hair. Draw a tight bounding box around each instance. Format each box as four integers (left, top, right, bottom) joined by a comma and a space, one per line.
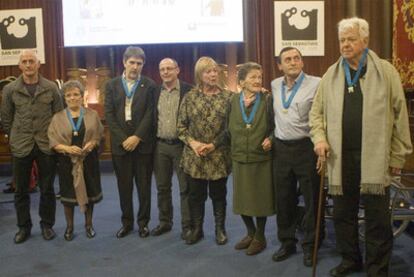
177, 57, 232, 245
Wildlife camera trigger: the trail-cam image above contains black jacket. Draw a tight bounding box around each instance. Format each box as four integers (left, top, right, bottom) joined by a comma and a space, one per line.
104, 75, 156, 155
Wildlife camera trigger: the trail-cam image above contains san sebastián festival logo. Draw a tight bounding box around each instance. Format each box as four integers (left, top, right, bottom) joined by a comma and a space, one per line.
281, 6, 317, 40
0, 15, 37, 49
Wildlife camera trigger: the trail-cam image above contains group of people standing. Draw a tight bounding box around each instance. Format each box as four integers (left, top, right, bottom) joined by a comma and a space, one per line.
1, 17, 412, 277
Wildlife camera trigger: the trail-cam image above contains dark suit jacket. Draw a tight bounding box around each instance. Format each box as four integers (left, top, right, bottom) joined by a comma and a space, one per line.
104, 75, 156, 155
153, 80, 193, 137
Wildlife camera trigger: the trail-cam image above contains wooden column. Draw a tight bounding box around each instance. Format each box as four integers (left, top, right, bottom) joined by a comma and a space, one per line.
225, 43, 238, 92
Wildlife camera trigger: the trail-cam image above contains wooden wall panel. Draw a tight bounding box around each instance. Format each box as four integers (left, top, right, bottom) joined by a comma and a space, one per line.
0, 0, 393, 87
0, 0, 399, 167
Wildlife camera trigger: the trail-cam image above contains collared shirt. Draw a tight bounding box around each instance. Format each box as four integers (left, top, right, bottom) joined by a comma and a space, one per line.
271, 72, 320, 140
157, 80, 181, 139
122, 72, 140, 121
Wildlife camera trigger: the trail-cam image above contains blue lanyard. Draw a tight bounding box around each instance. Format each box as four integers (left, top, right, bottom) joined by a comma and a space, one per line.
122, 78, 140, 99
343, 48, 368, 93
239, 92, 261, 127
281, 72, 305, 110
66, 107, 84, 136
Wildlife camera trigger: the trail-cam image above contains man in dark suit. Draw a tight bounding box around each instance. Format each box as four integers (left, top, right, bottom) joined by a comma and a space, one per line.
104, 46, 156, 238
151, 58, 193, 240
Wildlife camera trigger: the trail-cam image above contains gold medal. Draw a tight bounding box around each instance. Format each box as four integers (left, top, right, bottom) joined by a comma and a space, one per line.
282, 109, 288, 114
348, 86, 354, 93
246, 124, 251, 129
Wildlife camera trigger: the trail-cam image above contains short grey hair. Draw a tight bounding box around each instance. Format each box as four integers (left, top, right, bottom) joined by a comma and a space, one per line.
237, 62, 262, 84
61, 80, 85, 96
123, 46, 146, 63
19, 49, 40, 64
338, 17, 369, 40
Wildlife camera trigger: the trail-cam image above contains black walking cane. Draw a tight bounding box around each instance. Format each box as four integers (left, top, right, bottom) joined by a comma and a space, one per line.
312, 161, 326, 277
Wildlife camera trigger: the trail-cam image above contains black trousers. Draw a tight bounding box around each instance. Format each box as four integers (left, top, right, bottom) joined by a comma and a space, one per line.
333, 150, 392, 277
186, 175, 227, 225
112, 151, 153, 228
13, 144, 56, 229
273, 138, 319, 251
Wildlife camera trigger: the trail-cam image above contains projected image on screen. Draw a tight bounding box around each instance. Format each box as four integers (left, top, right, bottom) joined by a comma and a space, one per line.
62, 0, 244, 47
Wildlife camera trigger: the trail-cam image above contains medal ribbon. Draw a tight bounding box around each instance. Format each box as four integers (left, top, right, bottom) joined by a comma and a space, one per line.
66, 107, 84, 135
343, 48, 368, 90
239, 92, 261, 125
122, 78, 140, 99
281, 72, 305, 110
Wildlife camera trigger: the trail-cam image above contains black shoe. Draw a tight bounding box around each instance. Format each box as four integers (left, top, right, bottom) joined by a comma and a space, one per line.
215, 228, 228, 245
185, 228, 204, 245
303, 250, 313, 267
14, 228, 31, 244
181, 229, 192, 240
41, 227, 56, 241
150, 225, 172, 236
116, 226, 132, 238
272, 245, 297, 262
3, 187, 14, 193
64, 227, 74, 241
86, 226, 96, 238
138, 226, 150, 238
329, 261, 363, 277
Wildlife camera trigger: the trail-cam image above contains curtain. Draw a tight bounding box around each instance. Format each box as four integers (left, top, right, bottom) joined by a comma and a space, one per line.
392, 0, 414, 90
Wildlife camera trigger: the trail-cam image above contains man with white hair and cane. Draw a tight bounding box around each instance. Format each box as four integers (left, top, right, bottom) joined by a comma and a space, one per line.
309, 17, 412, 277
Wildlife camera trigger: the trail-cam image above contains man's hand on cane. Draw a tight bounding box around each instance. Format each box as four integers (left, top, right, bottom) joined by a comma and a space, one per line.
314, 141, 330, 175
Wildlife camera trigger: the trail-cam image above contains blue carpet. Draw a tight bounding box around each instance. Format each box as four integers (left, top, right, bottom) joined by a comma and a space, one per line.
0, 172, 413, 277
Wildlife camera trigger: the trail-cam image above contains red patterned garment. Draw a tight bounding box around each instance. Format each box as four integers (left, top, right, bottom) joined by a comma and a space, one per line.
393, 0, 414, 90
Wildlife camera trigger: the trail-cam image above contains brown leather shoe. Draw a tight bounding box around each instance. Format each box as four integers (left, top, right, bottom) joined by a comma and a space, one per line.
246, 239, 266, 255
234, 235, 253, 250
